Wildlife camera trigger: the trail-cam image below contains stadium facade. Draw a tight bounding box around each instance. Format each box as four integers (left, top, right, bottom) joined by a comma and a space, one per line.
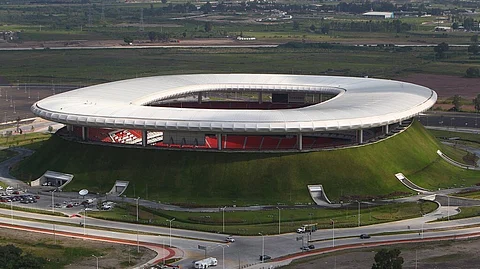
31, 74, 437, 152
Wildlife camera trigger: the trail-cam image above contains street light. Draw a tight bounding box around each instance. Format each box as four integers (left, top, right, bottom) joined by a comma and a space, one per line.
166, 218, 175, 248
330, 219, 335, 247
10, 199, 13, 225
217, 244, 229, 269
356, 201, 361, 227
258, 233, 265, 263
276, 207, 281, 235
83, 207, 87, 235
221, 206, 226, 233
92, 254, 100, 269
51, 189, 57, 214
136, 197, 140, 253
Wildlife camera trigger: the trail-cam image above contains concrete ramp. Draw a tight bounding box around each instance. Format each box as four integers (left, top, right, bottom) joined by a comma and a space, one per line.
308, 185, 332, 205
31, 170, 73, 189
395, 173, 431, 193
107, 180, 129, 196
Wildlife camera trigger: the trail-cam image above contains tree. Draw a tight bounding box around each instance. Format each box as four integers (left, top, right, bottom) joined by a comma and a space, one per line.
292, 21, 300, 30
453, 94, 462, 111
472, 34, 479, 44
309, 24, 316, 31
147, 31, 157, 42
473, 94, 480, 112
123, 36, 133, 44
468, 44, 479, 55
466, 67, 480, 78
372, 248, 404, 269
434, 42, 449, 59
204, 21, 212, 32
161, 0, 167, 3
0, 244, 46, 269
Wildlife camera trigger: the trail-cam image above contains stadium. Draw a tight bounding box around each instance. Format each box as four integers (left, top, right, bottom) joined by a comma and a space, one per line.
31, 74, 437, 152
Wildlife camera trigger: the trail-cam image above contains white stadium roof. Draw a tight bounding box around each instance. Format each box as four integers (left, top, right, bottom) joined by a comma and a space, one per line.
31, 74, 437, 133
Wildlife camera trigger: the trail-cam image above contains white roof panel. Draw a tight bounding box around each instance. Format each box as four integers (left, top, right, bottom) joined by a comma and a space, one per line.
31, 74, 437, 133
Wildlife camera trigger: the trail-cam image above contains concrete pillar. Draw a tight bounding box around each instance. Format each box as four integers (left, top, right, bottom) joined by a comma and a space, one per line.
198, 92, 202, 104
142, 130, 148, 147
217, 133, 222, 150
298, 133, 303, 150
357, 129, 363, 144
384, 124, 389, 134
258, 92, 263, 104
66, 124, 73, 132
81, 126, 87, 141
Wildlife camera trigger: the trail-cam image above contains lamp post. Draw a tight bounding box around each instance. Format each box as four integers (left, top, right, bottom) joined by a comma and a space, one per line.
330, 219, 335, 247
167, 218, 175, 247
276, 207, 281, 235
421, 222, 424, 239
218, 244, 229, 269
136, 197, 140, 253
356, 201, 361, 227
83, 207, 87, 235
10, 199, 13, 224
51, 189, 57, 214
447, 195, 450, 221
221, 206, 226, 233
92, 254, 100, 269
258, 233, 265, 263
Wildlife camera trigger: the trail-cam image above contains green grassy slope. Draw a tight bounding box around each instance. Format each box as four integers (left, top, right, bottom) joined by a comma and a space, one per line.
12, 121, 480, 206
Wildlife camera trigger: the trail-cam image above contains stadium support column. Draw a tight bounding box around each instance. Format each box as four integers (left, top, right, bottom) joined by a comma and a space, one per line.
142, 130, 147, 147
81, 126, 87, 141
383, 124, 389, 134
66, 125, 73, 133
198, 92, 202, 104
357, 129, 363, 144
297, 133, 303, 150
258, 92, 263, 104
217, 133, 222, 150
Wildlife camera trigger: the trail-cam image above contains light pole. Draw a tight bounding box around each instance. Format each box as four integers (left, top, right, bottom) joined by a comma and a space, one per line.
10, 199, 13, 224
330, 219, 335, 247
276, 207, 281, 235
92, 254, 100, 269
221, 206, 226, 233
447, 195, 450, 221
356, 201, 361, 227
83, 207, 87, 235
166, 218, 175, 247
51, 189, 57, 214
258, 233, 265, 263
421, 222, 424, 239
136, 197, 140, 253
218, 244, 229, 269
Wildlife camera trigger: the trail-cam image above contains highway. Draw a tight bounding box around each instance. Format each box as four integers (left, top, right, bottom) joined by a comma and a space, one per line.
0, 204, 479, 269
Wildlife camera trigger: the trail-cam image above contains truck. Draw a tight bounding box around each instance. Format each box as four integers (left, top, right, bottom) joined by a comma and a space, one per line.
194, 257, 218, 269
296, 223, 318, 233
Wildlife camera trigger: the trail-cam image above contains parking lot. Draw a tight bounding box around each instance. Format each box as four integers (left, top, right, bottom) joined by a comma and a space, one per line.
0, 186, 115, 215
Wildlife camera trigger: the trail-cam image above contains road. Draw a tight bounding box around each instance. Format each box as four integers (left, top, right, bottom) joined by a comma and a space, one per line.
417, 111, 480, 130
0, 203, 479, 269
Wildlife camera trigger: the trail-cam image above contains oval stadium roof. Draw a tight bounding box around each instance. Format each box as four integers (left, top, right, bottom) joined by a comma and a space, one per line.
31, 74, 437, 133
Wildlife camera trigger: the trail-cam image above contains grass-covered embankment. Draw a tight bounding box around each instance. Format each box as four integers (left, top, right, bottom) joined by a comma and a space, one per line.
12, 121, 480, 206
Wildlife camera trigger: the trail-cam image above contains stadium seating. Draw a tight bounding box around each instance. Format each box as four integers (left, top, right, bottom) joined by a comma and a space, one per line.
87, 128, 112, 143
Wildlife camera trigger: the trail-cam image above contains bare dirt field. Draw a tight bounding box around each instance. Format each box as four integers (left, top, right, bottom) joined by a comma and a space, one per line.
399, 74, 480, 100
284, 238, 480, 269
0, 228, 156, 269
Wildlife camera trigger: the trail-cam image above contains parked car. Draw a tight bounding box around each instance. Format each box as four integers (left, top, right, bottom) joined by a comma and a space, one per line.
300, 246, 310, 251
259, 255, 271, 261
360, 234, 371, 239
308, 244, 315, 249
226, 236, 235, 243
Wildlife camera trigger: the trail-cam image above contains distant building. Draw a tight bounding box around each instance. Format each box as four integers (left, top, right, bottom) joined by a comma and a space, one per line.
362, 12, 394, 19
434, 26, 452, 32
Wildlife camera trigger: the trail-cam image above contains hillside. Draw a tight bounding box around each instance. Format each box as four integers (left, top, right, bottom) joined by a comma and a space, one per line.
12, 121, 480, 206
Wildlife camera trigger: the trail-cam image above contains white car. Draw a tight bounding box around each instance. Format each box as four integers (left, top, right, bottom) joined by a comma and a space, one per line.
226, 236, 235, 243
6, 186, 13, 190
0, 186, 3, 190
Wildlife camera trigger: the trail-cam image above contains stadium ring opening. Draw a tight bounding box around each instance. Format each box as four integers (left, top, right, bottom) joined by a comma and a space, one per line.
31, 74, 437, 152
